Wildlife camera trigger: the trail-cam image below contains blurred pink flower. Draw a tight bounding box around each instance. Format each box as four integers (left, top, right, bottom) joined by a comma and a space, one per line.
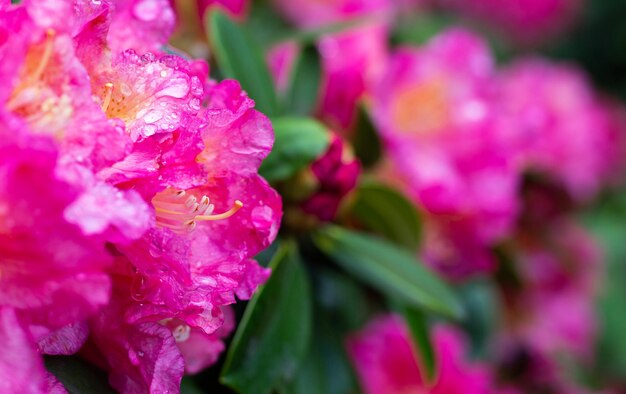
108, 0, 177, 54
498, 59, 624, 201
273, 0, 392, 29
301, 133, 361, 221
267, 41, 299, 94
347, 315, 494, 394
443, 0, 583, 44
504, 221, 602, 359
318, 23, 389, 132
373, 29, 520, 277
197, 0, 248, 19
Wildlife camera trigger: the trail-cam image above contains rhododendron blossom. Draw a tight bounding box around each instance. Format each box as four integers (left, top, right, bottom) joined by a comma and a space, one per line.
347, 315, 494, 393
272, 0, 390, 133
442, 0, 583, 44
498, 59, 624, 201
373, 29, 520, 278
0, 0, 281, 392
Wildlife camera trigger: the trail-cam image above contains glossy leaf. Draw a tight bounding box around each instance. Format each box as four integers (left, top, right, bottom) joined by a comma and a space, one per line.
259, 117, 330, 182
208, 10, 279, 116
351, 180, 422, 251
399, 305, 437, 383
313, 226, 463, 319
287, 307, 361, 394
221, 241, 313, 394
285, 45, 322, 116
351, 104, 381, 168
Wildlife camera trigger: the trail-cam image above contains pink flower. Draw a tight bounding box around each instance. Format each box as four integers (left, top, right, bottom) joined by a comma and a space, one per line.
347, 315, 494, 394
272, 0, 392, 29
89, 78, 280, 390
442, 0, 583, 44
498, 59, 625, 201
267, 41, 299, 94
301, 133, 360, 221
1, 1, 282, 391
0, 307, 49, 393
197, 0, 248, 19
373, 29, 520, 277
318, 23, 389, 132
108, 0, 177, 55
503, 221, 602, 359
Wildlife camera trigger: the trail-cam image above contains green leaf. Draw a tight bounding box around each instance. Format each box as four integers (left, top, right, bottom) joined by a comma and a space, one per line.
398, 305, 437, 383
457, 280, 501, 359
285, 45, 322, 116
259, 117, 330, 182
180, 377, 204, 394
350, 180, 422, 251
221, 241, 313, 393
315, 267, 371, 332
313, 226, 463, 319
45, 356, 115, 394
208, 10, 279, 116
351, 104, 381, 168
287, 307, 361, 394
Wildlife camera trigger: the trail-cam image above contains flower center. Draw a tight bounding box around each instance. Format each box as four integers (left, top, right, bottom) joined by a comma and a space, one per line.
151, 188, 243, 234
391, 78, 449, 135
6, 29, 73, 138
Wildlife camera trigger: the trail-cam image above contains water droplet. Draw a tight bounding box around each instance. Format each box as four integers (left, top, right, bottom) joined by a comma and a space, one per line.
155, 78, 190, 99
120, 83, 132, 96
130, 273, 148, 301
133, 0, 159, 22
143, 110, 163, 124
189, 98, 201, 111
142, 124, 157, 136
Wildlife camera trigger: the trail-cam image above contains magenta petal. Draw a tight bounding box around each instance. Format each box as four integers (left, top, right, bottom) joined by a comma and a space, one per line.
34, 321, 89, 355
91, 299, 185, 394
0, 307, 47, 394
108, 0, 176, 55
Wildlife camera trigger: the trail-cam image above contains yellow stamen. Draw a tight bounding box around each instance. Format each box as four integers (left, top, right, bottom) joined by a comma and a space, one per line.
101, 83, 114, 113
195, 200, 243, 221
31, 29, 56, 82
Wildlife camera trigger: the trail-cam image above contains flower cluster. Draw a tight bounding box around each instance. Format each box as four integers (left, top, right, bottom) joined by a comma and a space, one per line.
373, 29, 623, 280
263, 0, 623, 391
0, 0, 280, 392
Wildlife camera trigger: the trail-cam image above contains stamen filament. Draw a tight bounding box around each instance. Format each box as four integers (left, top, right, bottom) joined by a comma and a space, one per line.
31, 29, 56, 82
101, 83, 114, 112
195, 200, 243, 221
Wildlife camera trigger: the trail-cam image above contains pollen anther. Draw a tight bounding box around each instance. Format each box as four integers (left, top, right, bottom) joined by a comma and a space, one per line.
31, 29, 56, 82
101, 83, 114, 112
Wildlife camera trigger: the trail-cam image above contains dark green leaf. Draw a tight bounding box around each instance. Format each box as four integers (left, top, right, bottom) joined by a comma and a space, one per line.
259, 117, 330, 182
287, 307, 360, 394
351, 104, 381, 168
180, 377, 204, 394
399, 305, 437, 383
208, 10, 279, 116
45, 356, 115, 394
457, 280, 501, 359
315, 267, 371, 332
246, 2, 296, 50
350, 180, 422, 251
221, 241, 313, 393
313, 226, 463, 319
285, 45, 322, 116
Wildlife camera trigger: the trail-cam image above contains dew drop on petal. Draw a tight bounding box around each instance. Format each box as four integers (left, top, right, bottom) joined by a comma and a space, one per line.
251, 205, 274, 231
156, 78, 190, 99
144, 110, 163, 124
